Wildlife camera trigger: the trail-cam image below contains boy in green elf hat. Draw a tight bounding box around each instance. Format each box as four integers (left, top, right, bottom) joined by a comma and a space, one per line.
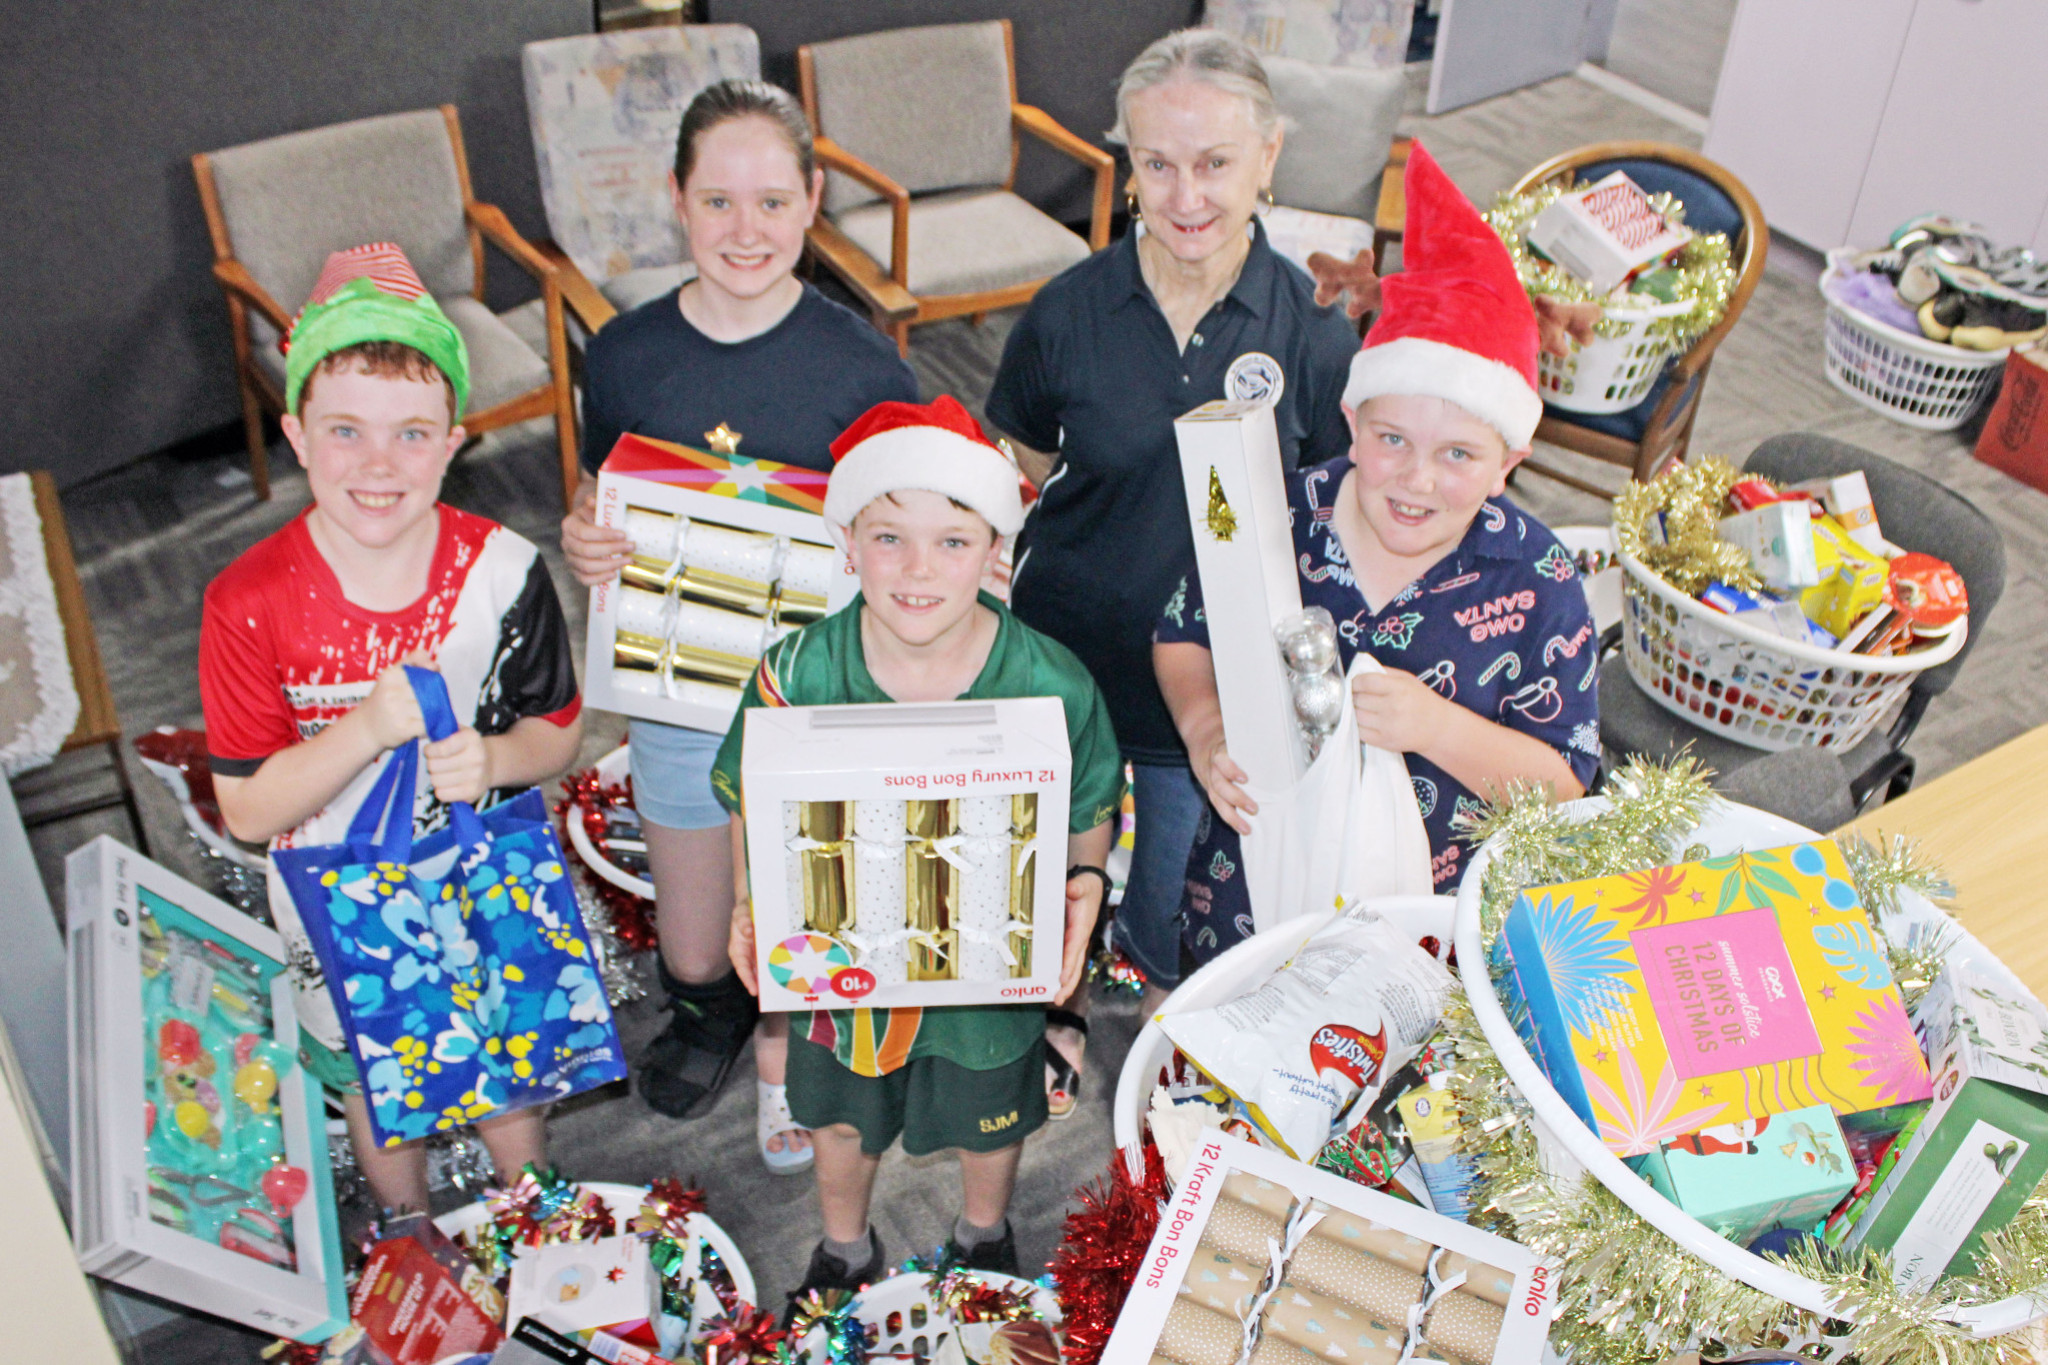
201, 243, 585, 1213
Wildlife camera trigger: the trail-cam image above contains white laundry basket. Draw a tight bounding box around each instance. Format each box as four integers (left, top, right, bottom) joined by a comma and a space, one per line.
1536, 296, 1695, 414
1820, 249, 2010, 431
1617, 546, 1964, 751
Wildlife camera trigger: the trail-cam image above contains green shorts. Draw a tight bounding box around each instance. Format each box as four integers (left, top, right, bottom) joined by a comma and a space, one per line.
787, 1036, 1048, 1157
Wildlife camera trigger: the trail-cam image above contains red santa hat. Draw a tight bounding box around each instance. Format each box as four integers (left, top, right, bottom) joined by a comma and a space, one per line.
1343, 142, 1543, 449
824, 395, 1028, 539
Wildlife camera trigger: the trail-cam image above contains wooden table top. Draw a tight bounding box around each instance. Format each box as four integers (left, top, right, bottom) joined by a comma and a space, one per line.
1838, 725, 2048, 1001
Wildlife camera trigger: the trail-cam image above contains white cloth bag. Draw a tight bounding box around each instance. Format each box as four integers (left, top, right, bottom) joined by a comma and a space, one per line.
1238, 652, 1433, 930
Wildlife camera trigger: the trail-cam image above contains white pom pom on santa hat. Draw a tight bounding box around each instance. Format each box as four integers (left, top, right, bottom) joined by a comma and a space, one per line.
823, 394, 1028, 540
1344, 141, 1544, 449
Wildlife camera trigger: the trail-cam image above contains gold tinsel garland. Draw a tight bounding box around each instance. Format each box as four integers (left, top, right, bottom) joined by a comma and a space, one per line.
1486, 180, 1739, 349
1612, 455, 1762, 595
1442, 756, 2048, 1365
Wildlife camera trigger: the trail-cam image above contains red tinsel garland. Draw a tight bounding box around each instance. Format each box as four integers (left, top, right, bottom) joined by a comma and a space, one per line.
554, 766, 659, 952
1049, 1141, 1169, 1365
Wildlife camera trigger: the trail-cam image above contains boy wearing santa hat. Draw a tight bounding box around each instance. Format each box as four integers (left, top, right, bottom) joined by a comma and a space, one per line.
713, 395, 1124, 1296
1156, 143, 1600, 963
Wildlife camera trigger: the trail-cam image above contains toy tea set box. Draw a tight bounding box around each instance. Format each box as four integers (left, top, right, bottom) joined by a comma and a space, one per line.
585, 434, 859, 734
1498, 837, 1933, 1185
1842, 961, 2048, 1288
1103, 1129, 1557, 1365
740, 698, 1073, 1013
67, 836, 347, 1341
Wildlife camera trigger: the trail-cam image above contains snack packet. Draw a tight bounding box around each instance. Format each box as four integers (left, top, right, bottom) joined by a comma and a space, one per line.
1158, 912, 1453, 1158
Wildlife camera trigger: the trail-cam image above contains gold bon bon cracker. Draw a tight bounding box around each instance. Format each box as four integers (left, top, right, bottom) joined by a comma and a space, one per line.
906, 799, 961, 981
796, 801, 855, 936
1008, 793, 1038, 976
676, 564, 774, 616
1156, 1299, 1241, 1365
1423, 1288, 1504, 1363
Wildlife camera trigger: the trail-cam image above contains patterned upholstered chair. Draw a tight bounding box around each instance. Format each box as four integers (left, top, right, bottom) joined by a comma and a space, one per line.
521, 23, 761, 328
797, 19, 1114, 356
193, 108, 578, 507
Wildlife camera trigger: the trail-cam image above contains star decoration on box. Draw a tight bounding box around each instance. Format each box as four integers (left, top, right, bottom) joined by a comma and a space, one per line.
607, 1267, 628, 1282
1698, 1083, 1714, 1098
705, 422, 743, 454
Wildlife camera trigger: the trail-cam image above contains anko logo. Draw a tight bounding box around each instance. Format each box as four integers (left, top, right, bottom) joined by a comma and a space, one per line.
1308, 1023, 1388, 1088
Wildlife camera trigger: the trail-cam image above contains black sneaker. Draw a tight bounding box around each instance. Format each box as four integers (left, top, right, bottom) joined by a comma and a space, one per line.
940, 1223, 1021, 1278
638, 966, 758, 1119
785, 1230, 885, 1325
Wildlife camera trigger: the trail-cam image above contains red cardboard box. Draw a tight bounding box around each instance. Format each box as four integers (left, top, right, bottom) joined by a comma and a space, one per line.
350, 1237, 505, 1365
1976, 345, 2048, 493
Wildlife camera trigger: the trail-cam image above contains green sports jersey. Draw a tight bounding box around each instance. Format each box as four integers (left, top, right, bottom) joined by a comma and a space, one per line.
712, 591, 1125, 1075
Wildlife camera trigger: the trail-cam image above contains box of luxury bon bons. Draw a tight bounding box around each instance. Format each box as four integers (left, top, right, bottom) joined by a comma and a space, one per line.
739, 698, 1072, 1013
585, 434, 860, 734
1103, 1129, 1557, 1365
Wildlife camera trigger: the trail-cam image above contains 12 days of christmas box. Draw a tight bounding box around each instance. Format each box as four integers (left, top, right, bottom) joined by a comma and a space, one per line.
584, 434, 859, 733
1499, 838, 1931, 1158
739, 698, 1072, 1012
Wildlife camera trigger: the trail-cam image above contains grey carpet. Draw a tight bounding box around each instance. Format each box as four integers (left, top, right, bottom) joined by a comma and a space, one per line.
28, 60, 2048, 1363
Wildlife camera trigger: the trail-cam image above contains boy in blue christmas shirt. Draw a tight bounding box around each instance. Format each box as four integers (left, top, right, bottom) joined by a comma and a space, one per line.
1155, 143, 1599, 963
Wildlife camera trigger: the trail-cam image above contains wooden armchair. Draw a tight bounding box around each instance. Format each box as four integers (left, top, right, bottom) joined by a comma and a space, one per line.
193, 106, 580, 509
797, 19, 1114, 356
1508, 141, 1768, 494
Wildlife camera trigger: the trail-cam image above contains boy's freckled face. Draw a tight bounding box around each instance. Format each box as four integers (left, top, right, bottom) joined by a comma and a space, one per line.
1344, 393, 1520, 562
844, 490, 1002, 648
284, 365, 462, 552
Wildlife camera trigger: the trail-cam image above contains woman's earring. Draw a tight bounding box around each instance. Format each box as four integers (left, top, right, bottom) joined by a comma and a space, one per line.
1124, 184, 1142, 223
1258, 185, 1277, 212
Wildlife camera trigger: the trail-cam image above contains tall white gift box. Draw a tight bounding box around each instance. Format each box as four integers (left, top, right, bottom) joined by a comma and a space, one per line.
66, 838, 348, 1342
740, 699, 1071, 1012
1173, 399, 1307, 791
583, 433, 860, 734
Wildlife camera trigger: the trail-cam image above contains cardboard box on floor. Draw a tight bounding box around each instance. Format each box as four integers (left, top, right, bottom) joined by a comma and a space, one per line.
66, 838, 348, 1342
584, 434, 859, 734
740, 698, 1071, 1012
1104, 1129, 1556, 1365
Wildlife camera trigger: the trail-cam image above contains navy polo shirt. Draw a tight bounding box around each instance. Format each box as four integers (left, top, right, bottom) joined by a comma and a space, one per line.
985, 220, 1359, 764
581, 284, 917, 474
1157, 457, 1602, 896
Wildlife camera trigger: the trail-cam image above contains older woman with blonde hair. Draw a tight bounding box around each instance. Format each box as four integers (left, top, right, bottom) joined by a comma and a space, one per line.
985, 29, 1368, 1102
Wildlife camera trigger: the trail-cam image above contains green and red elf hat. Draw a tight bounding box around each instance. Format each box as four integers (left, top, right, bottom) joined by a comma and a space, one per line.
281, 242, 470, 415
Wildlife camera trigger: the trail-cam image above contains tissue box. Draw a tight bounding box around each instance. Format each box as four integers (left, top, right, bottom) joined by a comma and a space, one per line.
739, 698, 1072, 1012
1172, 399, 1307, 791
1101, 1129, 1556, 1365
583, 434, 859, 733
1632, 1104, 1856, 1246
352, 1236, 505, 1365
1499, 838, 1932, 1157
66, 837, 347, 1342
1844, 963, 2048, 1288
1526, 171, 1693, 295
507, 1236, 656, 1336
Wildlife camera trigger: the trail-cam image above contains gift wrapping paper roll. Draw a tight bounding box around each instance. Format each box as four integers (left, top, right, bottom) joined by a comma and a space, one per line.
684, 520, 781, 583
1156, 1300, 1242, 1365
1221, 1172, 1296, 1224
780, 540, 840, 599
905, 800, 960, 981
1177, 1244, 1263, 1319
624, 506, 682, 564
1261, 1282, 1404, 1365
1303, 1204, 1435, 1277
1248, 1338, 1325, 1365
1196, 1197, 1287, 1266
616, 583, 674, 640
1423, 1290, 1503, 1364
673, 599, 771, 660
1434, 1253, 1515, 1309
853, 799, 909, 985
1278, 1243, 1425, 1326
